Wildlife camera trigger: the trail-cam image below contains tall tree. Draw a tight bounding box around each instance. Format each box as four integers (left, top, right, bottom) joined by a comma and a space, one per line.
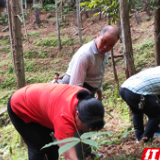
142, 0, 152, 16
33, 0, 41, 25
154, 0, 160, 66
76, 0, 82, 46
55, 0, 62, 51
119, 0, 136, 124
119, 0, 136, 79
7, 0, 26, 89
134, 4, 142, 24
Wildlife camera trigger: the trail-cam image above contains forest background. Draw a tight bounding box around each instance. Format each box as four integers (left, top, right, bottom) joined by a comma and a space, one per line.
0, 0, 160, 159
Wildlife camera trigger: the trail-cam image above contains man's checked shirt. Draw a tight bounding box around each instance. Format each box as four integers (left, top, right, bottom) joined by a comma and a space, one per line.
121, 66, 160, 95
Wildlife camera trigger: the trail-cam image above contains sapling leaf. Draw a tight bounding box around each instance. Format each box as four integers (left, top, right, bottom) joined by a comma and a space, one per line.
58, 141, 80, 156
122, 130, 135, 138
105, 111, 114, 118
91, 131, 114, 137
80, 132, 92, 139
81, 131, 114, 140
41, 137, 80, 150
81, 139, 98, 149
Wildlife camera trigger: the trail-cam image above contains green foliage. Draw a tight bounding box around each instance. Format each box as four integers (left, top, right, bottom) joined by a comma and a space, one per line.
0, 46, 10, 54
24, 61, 38, 72
121, 130, 135, 138
28, 31, 40, 37
7, 64, 14, 74
34, 36, 77, 47
81, 0, 119, 24
0, 12, 8, 25
43, 4, 55, 11
133, 39, 154, 69
24, 49, 50, 59
0, 93, 12, 105
42, 131, 113, 156
145, 16, 151, 21
0, 124, 28, 159
82, 37, 92, 44
0, 75, 17, 89
0, 39, 10, 46
26, 74, 50, 84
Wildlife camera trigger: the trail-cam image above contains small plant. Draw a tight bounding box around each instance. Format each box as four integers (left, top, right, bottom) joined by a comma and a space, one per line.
43, 4, 55, 11
0, 38, 10, 46
0, 12, 8, 25
0, 75, 17, 89
42, 131, 113, 158
24, 61, 38, 72
145, 16, 151, 21
47, 13, 52, 18
28, 31, 40, 37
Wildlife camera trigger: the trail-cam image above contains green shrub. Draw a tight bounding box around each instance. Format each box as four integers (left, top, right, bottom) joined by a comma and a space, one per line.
24, 49, 50, 59
0, 39, 10, 46
0, 75, 17, 89
24, 61, 38, 72
7, 64, 14, 74
33, 36, 78, 47
0, 46, 10, 54
28, 31, 40, 37
146, 16, 151, 21
43, 4, 55, 11
0, 12, 8, 25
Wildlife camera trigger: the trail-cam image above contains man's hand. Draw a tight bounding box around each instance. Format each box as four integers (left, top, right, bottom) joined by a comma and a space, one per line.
96, 90, 102, 102
86, 155, 93, 160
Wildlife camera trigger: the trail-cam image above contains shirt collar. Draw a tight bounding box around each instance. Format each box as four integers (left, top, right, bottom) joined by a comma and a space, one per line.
91, 40, 108, 56
91, 40, 100, 55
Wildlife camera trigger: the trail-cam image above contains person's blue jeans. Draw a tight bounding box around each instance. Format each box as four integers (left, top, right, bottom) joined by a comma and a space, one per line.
7, 97, 59, 160
120, 88, 160, 142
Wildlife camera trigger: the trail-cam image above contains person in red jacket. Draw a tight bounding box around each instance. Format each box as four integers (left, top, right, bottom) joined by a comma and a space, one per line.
7, 83, 105, 160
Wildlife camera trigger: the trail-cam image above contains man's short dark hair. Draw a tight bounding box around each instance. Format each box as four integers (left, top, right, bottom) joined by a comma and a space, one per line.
0, 0, 6, 8
54, 73, 59, 76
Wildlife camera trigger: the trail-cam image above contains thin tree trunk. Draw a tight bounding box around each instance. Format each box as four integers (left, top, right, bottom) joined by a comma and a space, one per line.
119, 0, 136, 79
134, 5, 142, 24
142, 0, 152, 16
21, 0, 29, 42
76, 0, 82, 46
85, 9, 89, 18
7, 0, 26, 147
99, 6, 101, 20
24, 0, 27, 9
7, 0, 26, 88
55, 0, 62, 51
33, 0, 41, 25
154, 0, 160, 66
111, 49, 119, 93
116, 19, 122, 43
119, 0, 136, 124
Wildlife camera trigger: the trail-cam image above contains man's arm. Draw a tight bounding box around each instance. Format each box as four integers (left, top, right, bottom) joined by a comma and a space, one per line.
58, 143, 78, 160
96, 90, 102, 102
69, 54, 88, 87
141, 116, 160, 142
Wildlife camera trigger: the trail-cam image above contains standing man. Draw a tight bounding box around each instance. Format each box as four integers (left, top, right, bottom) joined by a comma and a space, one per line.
62, 25, 119, 160
62, 25, 119, 101
0, 0, 5, 16
120, 66, 160, 143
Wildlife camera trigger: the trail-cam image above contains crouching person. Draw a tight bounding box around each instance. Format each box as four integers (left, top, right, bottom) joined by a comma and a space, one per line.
120, 66, 160, 143
7, 83, 105, 160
